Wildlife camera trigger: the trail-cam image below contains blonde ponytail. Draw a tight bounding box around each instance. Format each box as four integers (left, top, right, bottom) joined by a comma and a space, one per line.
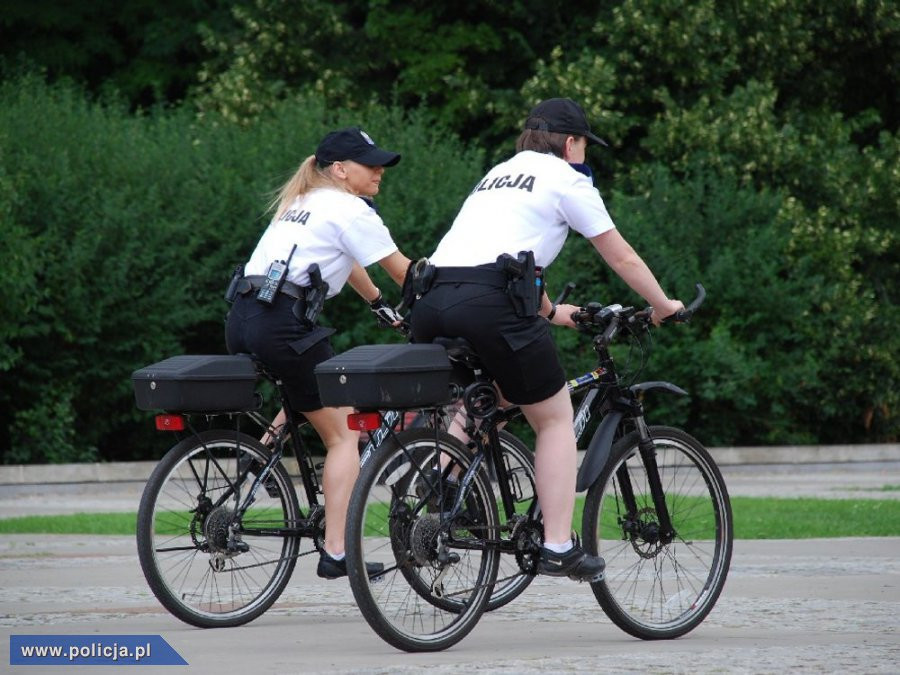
268, 155, 345, 219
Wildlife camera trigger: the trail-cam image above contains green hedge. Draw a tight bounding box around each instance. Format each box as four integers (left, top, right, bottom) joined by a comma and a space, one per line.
0, 74, 897, 464
0, 76, 481, 462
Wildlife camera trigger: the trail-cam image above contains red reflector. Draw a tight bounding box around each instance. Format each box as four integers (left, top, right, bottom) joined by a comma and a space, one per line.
347, 412, 381, 431
155, 414, 185, 431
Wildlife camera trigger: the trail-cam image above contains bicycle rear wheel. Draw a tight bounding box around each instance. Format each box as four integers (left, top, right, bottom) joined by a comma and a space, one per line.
582, 425, 732, 639
136, 429, 305, 627
401, 429, 537, 612
345, 428, 499, 652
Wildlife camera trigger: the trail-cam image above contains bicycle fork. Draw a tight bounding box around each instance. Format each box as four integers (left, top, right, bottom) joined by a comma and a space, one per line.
618, 417, 676, 546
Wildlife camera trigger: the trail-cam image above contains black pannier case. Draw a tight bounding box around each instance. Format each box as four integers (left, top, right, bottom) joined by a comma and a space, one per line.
132, 355, 259, 412
314, 344, 451, 410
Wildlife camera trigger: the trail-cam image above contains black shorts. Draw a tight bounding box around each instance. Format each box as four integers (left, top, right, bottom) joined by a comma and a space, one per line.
225, 293, 335, 412
410, 282, 565, 405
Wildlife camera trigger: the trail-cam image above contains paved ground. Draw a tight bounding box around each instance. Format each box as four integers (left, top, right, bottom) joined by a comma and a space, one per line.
1, 535, 898, 673
1, 462, 899, 673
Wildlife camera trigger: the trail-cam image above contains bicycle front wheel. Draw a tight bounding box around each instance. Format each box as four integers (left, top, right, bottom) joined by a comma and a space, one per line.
136, 429, 304, 628
345, 428, 500, 652
582, 426, 733, 639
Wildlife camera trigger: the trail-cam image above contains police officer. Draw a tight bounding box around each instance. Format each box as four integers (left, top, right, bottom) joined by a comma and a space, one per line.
410, 98, 684, 582
226, 127, 410, 579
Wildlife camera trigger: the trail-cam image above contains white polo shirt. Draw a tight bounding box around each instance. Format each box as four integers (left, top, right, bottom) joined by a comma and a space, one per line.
245, 188, 398, 297
430, 151, 616, 268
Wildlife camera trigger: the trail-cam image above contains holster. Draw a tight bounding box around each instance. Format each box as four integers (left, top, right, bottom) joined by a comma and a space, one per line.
292, 263, 329, 326
399, 257, 435, 312
496, 250, 541, 317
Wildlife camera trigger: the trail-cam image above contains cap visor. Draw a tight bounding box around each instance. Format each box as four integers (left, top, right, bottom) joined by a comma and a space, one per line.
585, 131, 608, 147
355, 148, 401, 167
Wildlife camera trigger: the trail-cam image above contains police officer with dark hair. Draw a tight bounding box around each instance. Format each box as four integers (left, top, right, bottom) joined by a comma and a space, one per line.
226, 127, 409, 579
410, 98, 684, 582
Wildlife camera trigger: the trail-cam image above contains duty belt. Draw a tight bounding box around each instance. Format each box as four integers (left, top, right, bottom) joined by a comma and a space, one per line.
431, 266, 507, 288
237, 276, 306, 299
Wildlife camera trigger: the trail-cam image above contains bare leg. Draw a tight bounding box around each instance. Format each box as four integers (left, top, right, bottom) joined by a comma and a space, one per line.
302, 406, 360, 556
520, 386, 576, 546
261, 408, 287, 446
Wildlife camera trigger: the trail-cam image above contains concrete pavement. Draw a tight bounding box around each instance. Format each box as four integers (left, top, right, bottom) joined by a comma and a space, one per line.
1, 451, 899, 673
1, 535, 898, 673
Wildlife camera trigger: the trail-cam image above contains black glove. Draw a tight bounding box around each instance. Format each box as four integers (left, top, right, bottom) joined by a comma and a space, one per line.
369, 293, 404, 329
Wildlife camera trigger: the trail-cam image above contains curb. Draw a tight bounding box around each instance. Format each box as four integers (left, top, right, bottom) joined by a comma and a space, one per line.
1, 444, 898, 487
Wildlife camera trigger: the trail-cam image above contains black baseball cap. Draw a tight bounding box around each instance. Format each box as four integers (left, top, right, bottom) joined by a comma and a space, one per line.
523, 98, 608, 146
315, 127, 401, 167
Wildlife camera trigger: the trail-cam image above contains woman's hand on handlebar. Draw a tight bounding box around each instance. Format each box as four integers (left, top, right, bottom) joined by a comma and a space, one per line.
549, 302, 582, 328
651, 298, 684, 326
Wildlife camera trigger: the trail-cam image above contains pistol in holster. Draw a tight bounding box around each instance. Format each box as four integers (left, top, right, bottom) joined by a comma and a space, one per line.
399, 257, 435, 313
292, 263, 329, 326
496, 250, 542, 318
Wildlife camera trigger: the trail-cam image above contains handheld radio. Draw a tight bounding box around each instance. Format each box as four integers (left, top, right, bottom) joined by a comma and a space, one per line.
256, 244, 297, 305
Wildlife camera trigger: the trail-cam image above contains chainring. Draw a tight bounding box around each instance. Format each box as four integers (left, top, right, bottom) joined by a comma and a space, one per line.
511, 517, 543, 575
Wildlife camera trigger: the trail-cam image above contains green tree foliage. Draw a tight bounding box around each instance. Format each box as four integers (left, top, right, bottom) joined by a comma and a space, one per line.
0, 0, 237, 107
0, 1, 897, 461
0, 76, 482, 463
191, 0, 601, 141
528, 35, 899, 444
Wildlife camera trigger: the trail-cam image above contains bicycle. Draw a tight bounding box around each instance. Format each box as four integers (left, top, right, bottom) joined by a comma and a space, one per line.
341, 283, 733, 652
131, 355, 430, 628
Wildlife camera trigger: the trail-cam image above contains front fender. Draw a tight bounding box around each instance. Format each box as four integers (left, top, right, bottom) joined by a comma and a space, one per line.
575, 411, 622, 492
575, 381, 687, 492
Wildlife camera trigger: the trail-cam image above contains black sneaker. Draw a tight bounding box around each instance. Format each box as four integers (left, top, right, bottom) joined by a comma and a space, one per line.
538, 538, 605, 582
317, 553, 385, 580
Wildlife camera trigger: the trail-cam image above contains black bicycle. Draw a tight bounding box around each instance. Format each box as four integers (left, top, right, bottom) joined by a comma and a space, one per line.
132, 356, 429, 628
342, 284, 733, 651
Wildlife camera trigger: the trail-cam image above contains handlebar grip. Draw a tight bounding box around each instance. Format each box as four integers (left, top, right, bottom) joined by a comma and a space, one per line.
662, 283, 706, 323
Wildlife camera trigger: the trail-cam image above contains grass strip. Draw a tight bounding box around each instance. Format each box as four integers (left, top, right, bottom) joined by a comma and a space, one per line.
1, 497, 899, 539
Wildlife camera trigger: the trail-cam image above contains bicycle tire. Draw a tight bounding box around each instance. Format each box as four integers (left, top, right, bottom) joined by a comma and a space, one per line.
136, 429, 304, 628
345, 428, 499, 652
400, 429, 537, 612
582, 425, 733, 639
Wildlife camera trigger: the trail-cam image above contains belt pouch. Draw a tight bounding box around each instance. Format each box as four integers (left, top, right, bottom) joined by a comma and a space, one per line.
223, 264, 245, 303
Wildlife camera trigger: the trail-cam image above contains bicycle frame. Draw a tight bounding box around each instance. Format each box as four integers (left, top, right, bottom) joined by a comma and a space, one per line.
446, 330, 689, 551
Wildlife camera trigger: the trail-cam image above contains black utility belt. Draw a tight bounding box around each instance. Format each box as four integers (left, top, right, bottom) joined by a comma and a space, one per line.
431, 266, 508, 288
402, 251, 542, 318
237, 276, 307, 300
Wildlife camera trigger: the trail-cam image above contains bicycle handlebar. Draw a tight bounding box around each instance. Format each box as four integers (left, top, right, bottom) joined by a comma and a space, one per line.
570, 282, 705, 344
661, 283, 706, 324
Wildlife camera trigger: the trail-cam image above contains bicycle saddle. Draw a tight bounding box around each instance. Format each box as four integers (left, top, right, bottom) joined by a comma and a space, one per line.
432, 337, 482, 371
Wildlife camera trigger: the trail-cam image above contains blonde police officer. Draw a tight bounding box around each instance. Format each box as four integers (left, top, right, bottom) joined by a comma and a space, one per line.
226, 127, 410, 579
410, 98, 684, 582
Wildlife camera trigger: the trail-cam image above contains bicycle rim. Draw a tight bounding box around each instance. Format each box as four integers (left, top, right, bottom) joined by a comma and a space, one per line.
346, 429, 499, 652
583, 426, 733, 639
136, 430, 305, 627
